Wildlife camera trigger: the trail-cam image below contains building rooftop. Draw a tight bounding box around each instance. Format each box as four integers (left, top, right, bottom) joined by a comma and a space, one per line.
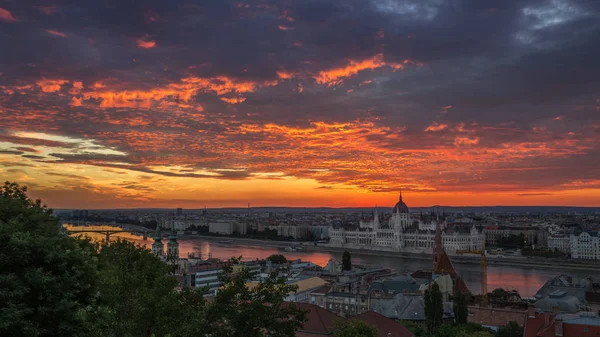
353, 311, 414, 337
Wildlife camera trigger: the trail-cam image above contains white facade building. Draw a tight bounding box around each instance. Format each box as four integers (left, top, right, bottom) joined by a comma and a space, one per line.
277, 224, 311, 240
570, 231, 600, 260
328, 192, 484, 255
547, 235, 571, 253
208, 221, 247, 235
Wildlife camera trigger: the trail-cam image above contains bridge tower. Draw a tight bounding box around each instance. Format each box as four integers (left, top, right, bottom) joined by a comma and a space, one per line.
152, 223, 164, 257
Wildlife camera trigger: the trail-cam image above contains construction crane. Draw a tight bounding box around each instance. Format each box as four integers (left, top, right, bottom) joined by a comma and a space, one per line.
481, 236, 488, 306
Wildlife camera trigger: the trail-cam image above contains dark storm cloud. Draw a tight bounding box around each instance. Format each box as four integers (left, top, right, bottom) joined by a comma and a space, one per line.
1, 0, 599, 195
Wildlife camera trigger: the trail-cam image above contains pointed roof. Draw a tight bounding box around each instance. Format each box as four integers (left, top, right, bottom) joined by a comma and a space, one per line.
432, 219, 471, 294
153, 222, 162, 241
168, 221, 177, 241
393, 190, 409, 214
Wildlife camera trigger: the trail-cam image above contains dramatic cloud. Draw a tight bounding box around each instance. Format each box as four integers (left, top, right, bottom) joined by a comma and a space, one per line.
0, 8, 17, 22
46, 29, 67, 38
0, 0, 599, 208
136, 38, 156, 49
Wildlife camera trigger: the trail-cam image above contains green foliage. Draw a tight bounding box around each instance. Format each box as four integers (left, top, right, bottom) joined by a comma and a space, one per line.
453, 291, 468, 324
267, 254, 288, 264
521, 247, 565, 258
0, 182, 98, 337
197, 257, 307, 337
425, 282, 444, 331
399, 321, 426, 337
1, 182, 309, 337
490, 288, 509, 299
333, 320, 378, 337
430, 323, 494, 337
342, 251, 351, 271
497, 321, 523, 337
495, 234, 524, 249
81, 239, 182, 337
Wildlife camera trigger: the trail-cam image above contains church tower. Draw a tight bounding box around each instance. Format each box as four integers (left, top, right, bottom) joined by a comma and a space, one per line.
433, 218, 444, 270
152, 222, 164, 257
373, 206, 380, 230
167, 222, 179, 260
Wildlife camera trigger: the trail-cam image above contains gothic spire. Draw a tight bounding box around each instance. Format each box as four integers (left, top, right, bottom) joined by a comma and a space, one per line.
399, 188, 403, 202
154, 221, 161, 240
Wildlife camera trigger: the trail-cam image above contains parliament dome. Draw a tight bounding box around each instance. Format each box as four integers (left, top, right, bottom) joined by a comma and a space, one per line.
393, 191, 409, 213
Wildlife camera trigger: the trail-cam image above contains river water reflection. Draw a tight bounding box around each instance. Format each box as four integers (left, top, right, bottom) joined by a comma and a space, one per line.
69, 227, 592, 297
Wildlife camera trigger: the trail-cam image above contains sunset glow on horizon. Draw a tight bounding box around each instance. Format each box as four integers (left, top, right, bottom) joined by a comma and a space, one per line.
1, 1, 600, 209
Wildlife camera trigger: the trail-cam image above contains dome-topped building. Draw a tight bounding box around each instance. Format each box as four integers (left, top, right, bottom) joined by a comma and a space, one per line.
328, 190, 485, 256
393, 190, 409, 214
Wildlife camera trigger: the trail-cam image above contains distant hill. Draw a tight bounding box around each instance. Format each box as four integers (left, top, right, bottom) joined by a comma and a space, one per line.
55, 205, 600, 214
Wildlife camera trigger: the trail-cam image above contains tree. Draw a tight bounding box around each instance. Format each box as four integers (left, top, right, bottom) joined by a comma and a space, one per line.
497, 321, 523, 337
425, 282, 444, 331
342, 251, 352, 271
0, 182, 98, 337
267, 254, 288, 264
430, 324, 494, 337
453, 291, 468, 324
195, 257, 308, 337
400, 321, 426, 337
333, 320, 378, 337
1, 182, 310, 337
81, 239, 183, 337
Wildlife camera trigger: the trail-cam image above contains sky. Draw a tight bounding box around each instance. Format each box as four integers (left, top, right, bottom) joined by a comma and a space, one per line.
1, 0, 599, 209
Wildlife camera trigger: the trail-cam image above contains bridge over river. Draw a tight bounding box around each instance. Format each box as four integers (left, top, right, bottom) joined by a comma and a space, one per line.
63, 224, 153, 242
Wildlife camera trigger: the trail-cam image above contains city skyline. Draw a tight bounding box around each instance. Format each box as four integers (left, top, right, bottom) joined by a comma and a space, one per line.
1, 1, 600, 208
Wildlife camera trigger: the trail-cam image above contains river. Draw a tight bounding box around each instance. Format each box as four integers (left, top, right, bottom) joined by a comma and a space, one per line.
68, 226, 593, 297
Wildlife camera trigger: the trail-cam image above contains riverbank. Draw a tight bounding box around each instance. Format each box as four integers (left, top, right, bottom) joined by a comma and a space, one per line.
179, 233, 600, 272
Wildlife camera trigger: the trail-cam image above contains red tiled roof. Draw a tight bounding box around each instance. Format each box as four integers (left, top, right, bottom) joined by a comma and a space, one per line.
294, 303, 342, 335
524, 314, 547, 337
563, 322, 600, 336
354, 311, 414, 337
434, 252, 458, 275
434, 251, 471, 294
525, 315, 600, 337
467, 306, 527, 328
537, 320, 556, 337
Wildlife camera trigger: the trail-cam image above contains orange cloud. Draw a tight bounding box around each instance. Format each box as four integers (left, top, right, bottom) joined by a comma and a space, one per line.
220, 97, 247, 104
454, 136, 480, 146
425, 123, 448, 132
314, 54, 408, 86
276, 71, 294, 80
136, 39, 156, 49
69, 81, 83, 94
70, 97, 82, 107
0, 8, 17, 22
46, 29, 67, 38
36, 79, 69, 93
278, 25, 293, 31
80, 76, 259, 108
